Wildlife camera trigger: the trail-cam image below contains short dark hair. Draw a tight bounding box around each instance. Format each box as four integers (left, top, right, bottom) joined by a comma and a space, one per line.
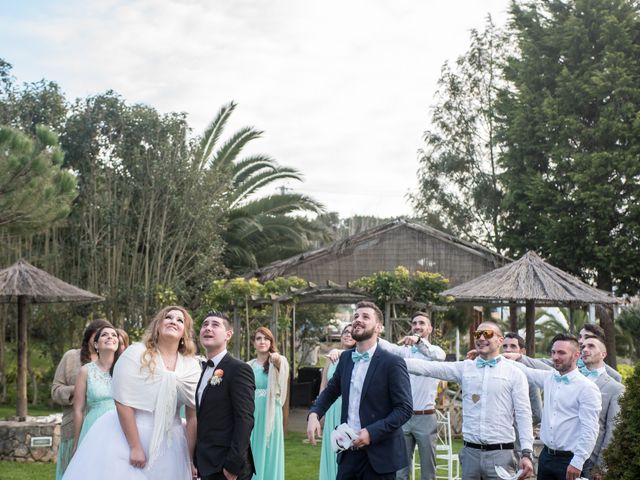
582, 323, 605, 339
583, 335, 607, 352
202, 310, 232, 330
550, 333, 580, 350
410, 311, 431, 322
355, 301, 384, 324
504, 332, 525, 349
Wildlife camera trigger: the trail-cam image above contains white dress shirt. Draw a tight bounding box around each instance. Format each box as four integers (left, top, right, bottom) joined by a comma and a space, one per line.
378, 338, 445, 410
197, 349, 227, 405
515, 364, 602, 470
406, 356, 533, 450
347, 343, 377, 431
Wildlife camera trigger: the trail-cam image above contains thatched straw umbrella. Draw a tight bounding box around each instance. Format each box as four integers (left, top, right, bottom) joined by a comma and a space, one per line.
0, 259, 103, 418
443, 251, 618, 354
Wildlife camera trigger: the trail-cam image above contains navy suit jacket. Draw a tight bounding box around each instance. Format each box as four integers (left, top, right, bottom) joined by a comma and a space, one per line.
310, 344, 413, 474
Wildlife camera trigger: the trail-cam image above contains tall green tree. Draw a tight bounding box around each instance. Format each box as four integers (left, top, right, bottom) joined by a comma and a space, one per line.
0, 126, 77, 234
57, 92, 229, 322
498, 0, 640, 363
498, 0, 640, 294
0, 59, 67, 134
197, 102, 329, 272
411, 16, 507, 250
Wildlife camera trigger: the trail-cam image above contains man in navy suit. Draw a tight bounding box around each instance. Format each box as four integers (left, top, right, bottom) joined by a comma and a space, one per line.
307, 301, 413, 479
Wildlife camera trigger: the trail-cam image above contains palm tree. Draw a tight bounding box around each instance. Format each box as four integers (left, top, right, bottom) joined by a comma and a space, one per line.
197, 102, 330, 272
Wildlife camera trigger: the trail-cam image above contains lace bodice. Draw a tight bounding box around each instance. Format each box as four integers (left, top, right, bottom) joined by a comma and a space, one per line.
86, 362, 113, 408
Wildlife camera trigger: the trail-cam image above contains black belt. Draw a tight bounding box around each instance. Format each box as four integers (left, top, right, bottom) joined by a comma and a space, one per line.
413, 409, 436, 415
543, 445, 573, 457
463, 441, 514, 451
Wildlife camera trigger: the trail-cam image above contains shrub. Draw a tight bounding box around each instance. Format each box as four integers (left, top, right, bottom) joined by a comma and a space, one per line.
603, 361, 640, 479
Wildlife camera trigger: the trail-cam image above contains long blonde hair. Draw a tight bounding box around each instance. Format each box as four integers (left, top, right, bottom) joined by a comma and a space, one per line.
141, 306, 196, 374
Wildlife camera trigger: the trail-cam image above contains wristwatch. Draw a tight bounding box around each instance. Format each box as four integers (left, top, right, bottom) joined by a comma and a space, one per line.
521, 449, 533, 460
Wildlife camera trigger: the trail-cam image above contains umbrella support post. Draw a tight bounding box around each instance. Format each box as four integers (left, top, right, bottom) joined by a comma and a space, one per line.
525, 300, 535, 356
16, 296, 27, 420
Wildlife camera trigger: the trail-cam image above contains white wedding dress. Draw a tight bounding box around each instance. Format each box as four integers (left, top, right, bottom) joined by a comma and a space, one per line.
63, 343, 201, 480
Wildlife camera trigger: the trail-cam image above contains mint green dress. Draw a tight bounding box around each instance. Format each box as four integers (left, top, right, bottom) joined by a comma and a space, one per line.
319, 361, 342, 480
250, 364, 285, 480
78, 362, 115, 444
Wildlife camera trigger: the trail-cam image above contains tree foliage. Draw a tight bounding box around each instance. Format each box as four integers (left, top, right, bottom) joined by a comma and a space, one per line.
0, 126, 77, 234
498, 0, 640, 294
411, 16, 507, 250
350, 266, 450, 308
603, 362, 640, 479
197, 102, 330, 272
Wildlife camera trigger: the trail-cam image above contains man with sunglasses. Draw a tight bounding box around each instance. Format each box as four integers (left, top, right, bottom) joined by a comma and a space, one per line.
406, 322, 533, 480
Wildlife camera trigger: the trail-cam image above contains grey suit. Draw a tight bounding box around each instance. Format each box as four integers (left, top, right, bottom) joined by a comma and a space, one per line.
590, 373, 624, 468
519, 356, 625, 475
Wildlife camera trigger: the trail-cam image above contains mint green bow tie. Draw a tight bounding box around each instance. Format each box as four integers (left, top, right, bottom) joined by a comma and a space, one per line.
352, 351, 370, 363
582, 368, 599, 378
476, 358, 497, 368
554, 374, 570, 384
410, 346, 418, 354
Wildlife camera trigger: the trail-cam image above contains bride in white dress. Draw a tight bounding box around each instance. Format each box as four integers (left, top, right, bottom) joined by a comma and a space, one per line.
64, 306, 201, 480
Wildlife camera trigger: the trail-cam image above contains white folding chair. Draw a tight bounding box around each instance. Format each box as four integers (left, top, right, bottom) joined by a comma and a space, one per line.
411, 409, 460, 480
434, 409, 460, 480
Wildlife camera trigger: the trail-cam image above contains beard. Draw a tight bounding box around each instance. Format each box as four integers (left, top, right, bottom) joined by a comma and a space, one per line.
351, 325, 375, 342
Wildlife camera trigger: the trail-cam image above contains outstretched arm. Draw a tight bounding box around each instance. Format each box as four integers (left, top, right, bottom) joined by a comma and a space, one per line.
405, 358, 463, 383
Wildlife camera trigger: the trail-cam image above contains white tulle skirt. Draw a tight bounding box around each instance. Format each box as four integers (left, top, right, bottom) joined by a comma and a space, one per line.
63, 409, 191, 480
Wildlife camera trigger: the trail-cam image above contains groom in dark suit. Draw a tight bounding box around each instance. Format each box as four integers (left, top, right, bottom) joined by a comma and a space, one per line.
307, 301, 413, 479
195, 311, 255, 480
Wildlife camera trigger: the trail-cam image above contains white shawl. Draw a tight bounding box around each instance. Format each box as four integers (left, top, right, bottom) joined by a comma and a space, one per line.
250, 355, 289, 440
112, 343, 200, 464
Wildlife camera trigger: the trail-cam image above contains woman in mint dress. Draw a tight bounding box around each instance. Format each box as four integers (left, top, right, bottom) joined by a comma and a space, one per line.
319, 324, 355, 480
71, 325, 120, 452
248, 327, 289, 480
51, 319, 111, 480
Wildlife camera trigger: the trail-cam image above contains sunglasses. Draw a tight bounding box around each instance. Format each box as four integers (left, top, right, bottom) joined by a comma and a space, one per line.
473, 330, 496, 340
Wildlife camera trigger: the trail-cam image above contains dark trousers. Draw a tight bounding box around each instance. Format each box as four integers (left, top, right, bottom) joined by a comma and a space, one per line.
201, 466, 252, 480
537, 447, 584, 480
337, 449, 396, 480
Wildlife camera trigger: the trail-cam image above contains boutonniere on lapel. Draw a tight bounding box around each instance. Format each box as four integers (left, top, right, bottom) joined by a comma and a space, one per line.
209, 369, 224, 386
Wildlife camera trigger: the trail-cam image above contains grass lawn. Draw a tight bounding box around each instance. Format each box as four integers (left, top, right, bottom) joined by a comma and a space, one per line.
0, 405, 58, 419
0, 430, 462, 480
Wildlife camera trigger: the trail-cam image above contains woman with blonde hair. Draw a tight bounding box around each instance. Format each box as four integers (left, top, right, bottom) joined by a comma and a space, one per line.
64, 306, 201, 479
248, 327, 289, 480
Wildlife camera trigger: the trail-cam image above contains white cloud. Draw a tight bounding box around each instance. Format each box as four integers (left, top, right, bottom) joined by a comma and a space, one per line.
2, 0, 510, 217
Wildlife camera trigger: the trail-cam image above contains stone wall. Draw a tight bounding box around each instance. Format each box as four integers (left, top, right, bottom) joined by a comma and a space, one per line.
0, 414, 61, 463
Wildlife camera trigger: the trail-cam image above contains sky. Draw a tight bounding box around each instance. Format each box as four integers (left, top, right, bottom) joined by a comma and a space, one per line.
2, 0, 511, 218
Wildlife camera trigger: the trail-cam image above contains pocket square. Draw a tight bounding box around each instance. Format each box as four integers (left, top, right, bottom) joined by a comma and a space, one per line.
330, 423, 357, 453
